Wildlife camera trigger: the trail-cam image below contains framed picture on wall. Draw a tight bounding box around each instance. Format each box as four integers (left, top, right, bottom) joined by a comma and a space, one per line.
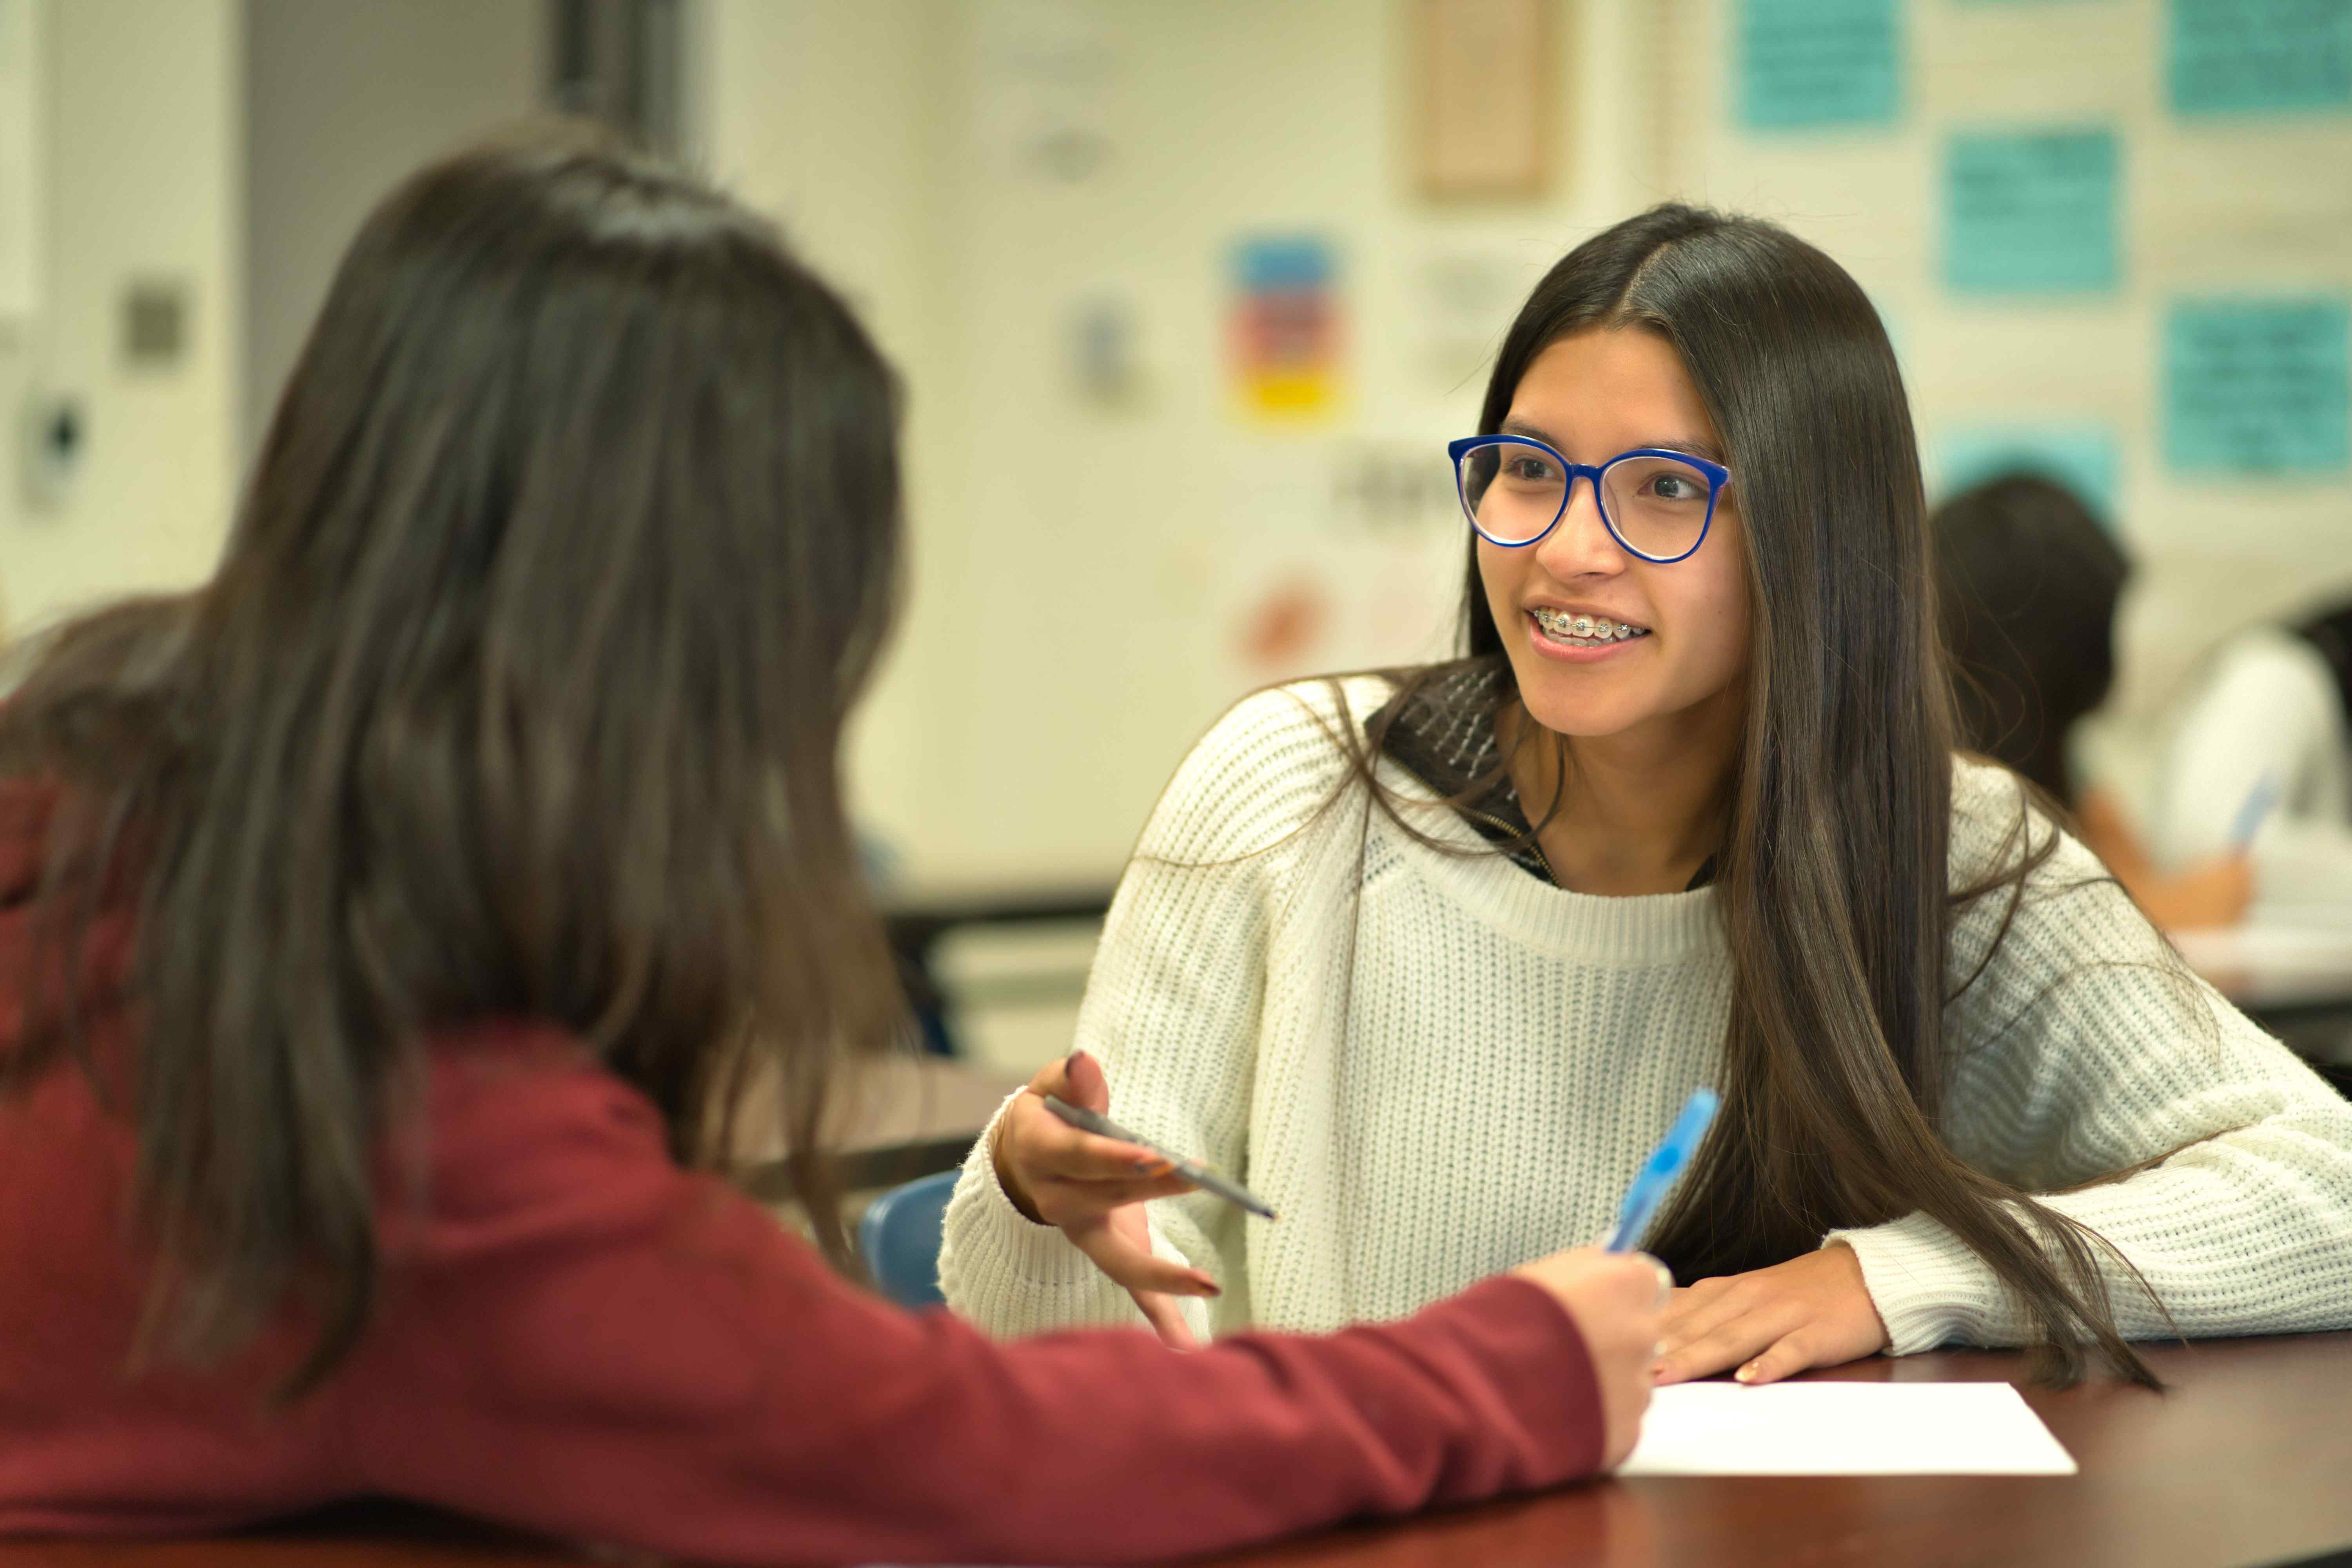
1410, 0, 1557, 199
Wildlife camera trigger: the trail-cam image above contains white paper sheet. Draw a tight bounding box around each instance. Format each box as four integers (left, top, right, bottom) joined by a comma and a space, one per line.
1617, 1381, 2077, 1476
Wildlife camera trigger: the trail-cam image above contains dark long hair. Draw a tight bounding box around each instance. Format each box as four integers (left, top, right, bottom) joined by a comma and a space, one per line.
1355, 205, 2157, 1385
0, 128, 905, 1388
1931, 475, 2130, 805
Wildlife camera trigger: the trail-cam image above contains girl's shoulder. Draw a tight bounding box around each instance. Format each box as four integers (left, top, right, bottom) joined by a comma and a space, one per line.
1944, 754, 2160, 994
1140, 674, 1399, 865
1947, 753, 2096, 892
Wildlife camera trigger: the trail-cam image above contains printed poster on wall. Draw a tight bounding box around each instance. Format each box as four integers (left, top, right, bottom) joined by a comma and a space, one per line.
1736, 0, 1901, 131
1227, 236, 1343, 424
1942, 128, 2119, 296
2168, 0, 2352, 116
2165, 299, 2352, 474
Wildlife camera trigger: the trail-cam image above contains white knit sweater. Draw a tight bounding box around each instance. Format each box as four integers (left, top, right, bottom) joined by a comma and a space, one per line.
939, 678, 2352, 1354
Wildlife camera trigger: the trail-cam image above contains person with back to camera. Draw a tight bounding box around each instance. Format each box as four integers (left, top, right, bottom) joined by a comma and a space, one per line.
0, 131, 1671, 1566
1935, 473, 2352, 932
949, 205, 2352, 1389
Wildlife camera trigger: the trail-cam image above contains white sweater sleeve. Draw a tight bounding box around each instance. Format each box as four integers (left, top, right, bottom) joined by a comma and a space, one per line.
1831, 764, 2352, 1353
937, 684, 1351, 1341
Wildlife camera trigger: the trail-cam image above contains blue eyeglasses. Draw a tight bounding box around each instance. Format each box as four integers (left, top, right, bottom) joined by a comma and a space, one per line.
1448, 435, 1730, 564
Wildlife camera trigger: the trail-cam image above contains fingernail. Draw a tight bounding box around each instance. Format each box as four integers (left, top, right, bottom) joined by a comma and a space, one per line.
1735, 1363, 1757, 1383
1134, 1158, 1171, 1175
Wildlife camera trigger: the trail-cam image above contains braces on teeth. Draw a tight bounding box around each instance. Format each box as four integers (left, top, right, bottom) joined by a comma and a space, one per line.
1532, 609, 1648, 643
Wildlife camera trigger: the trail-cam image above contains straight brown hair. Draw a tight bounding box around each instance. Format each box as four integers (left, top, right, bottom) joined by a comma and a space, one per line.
0, 129, 906, 1390
1337, 206, 2164, 1386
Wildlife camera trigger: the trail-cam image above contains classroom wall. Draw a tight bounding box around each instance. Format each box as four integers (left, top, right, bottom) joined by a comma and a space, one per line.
0, 0, 242, 642
704, 0, 1679, 890
717, 0, 2348, 888
242, 0, 543, 463
697, 0, 959, 877
5, 0, 2338, 877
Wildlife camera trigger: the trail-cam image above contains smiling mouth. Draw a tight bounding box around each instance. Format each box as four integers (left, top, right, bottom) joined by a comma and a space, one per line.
1529, 608, 1651, 647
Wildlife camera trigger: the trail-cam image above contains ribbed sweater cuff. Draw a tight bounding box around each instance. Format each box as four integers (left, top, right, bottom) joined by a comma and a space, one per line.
945, 1092, 1107, 1291
1824, 1213, 2003, 1355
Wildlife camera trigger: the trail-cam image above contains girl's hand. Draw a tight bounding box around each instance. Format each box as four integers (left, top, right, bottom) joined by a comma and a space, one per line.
1510, 1248, 1671, 1468
1652, 1242, 1890, 1385
989, 1049, 1217, 1347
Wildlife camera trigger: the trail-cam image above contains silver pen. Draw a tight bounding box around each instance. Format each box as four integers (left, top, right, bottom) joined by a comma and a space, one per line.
1042, 1094, 1279, 1220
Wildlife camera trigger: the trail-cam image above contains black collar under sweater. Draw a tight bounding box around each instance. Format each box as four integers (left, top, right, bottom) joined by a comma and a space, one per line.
1366, 659, 1718, 892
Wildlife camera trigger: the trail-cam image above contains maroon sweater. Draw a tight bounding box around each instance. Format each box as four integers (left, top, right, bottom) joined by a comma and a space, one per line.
0, 783, 1606, 1566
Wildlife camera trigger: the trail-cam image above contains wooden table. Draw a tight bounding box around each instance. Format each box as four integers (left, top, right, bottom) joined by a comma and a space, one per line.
5, 1332, 2347, 1568
1205, 1331, 2352, 1568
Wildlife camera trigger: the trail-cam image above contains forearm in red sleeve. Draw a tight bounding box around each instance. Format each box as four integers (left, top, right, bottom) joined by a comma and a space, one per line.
341, 1065, 1606, 1567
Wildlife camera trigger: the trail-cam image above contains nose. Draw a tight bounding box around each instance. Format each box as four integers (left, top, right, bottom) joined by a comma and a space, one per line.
1533, 473, 1628, 580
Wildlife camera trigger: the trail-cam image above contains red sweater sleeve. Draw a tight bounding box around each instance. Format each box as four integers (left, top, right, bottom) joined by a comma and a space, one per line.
342, 1043, 1607, 1566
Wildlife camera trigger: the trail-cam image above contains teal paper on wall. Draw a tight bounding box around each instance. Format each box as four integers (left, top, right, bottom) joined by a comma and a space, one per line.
1737, 0, 1900, 131
1934, 428, 2120, 522
2165, 299, 2352, 474
2168, 0, 2352, 115
1943, 129, 2119, 296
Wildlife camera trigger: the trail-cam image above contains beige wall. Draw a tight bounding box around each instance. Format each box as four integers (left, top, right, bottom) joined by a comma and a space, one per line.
703, 0, 1677, 889
242, 0, 542, 462
6, 0, 2336, 873
710, 0, 2348, 887
0, 0, 242, 641
698, 0, 958, 885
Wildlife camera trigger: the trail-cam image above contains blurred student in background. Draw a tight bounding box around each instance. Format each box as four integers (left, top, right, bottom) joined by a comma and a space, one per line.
2144, 595, 2352, 927
1935, 474, 2352, 931
0, 131, 1669, 1565
949, 205, 2352, 1393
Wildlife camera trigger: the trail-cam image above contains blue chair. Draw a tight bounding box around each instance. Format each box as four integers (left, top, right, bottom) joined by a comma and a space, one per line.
859, 1169, 959, 1309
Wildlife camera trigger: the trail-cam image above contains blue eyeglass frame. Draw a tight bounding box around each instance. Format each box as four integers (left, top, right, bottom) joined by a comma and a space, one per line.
1446, 435, 1731, 564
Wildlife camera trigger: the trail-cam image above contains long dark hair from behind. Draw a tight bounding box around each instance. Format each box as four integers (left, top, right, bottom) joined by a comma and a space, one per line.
0, 128, 906, 1389
1335, 205, 2161, 1385
1931, 474, 2130, 805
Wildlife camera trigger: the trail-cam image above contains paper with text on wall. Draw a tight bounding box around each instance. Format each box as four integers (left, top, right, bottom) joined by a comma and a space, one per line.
1619, 1381, 2077, 1476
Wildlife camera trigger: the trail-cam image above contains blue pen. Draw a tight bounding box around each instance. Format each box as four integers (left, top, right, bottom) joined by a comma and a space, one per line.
2229, 769, 2283, 851
1606, 1086, 1721, 1252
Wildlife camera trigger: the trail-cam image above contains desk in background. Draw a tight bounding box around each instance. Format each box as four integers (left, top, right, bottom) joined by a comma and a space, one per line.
730, 1051, 1024, 1200
9, 1332, 2347, 1568
883, 883, 1114, 1067
2176, 925, 2352, 1096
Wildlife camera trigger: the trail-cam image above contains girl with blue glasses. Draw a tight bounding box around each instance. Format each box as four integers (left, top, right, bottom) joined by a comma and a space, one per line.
956, 204, 2352, 1390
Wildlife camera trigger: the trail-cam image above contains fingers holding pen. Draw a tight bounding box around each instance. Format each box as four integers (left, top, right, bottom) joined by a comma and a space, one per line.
995, 1054, 1199, 1223
991, 1047, 1223, 1343
1006, 1093, 1198, 1207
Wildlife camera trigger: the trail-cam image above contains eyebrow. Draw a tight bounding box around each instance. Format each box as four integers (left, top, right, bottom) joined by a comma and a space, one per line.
1497, 419, 1727, 466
